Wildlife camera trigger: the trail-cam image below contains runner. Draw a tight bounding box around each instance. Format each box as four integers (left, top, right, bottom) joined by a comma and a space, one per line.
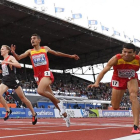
11, 33, 80, 127
88, 43, 140, 134
0, 45, 37, 125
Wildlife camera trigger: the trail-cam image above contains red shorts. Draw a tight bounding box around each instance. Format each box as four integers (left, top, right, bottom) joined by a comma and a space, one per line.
111, 75, 138, 90
34, 71, 54, 85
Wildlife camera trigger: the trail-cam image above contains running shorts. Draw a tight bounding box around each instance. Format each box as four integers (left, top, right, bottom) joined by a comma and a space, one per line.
34, 71, 54, 85
111, 75, 138, 90
2, 79, 20, 89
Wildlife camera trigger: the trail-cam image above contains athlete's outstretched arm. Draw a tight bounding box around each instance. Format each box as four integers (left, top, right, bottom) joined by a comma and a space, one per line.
45, 46, 79, 60
2, 56, 21, 68
11, 44, 30, 60
88, 56, 118, 88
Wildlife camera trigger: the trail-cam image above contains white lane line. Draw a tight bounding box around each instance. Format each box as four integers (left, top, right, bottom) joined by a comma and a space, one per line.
0, 126, 123, 139
111, 134, 140, 140
0, 123, 132, 131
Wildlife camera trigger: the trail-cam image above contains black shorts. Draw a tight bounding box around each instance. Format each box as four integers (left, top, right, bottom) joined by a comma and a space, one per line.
2, 79, 20, 89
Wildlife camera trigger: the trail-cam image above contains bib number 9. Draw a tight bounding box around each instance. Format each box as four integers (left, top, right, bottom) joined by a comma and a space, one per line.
44, 71, 50, 76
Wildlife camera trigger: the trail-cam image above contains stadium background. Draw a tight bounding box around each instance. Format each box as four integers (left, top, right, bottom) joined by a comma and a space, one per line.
0, 0, 132, 109
0, 1, 140, 140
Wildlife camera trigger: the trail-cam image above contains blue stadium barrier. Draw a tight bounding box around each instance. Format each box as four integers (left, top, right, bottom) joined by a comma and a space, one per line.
0, 108, 55, 118
102, 110, 130, 117
37, 101, 101, 109
0, 108, 132, 118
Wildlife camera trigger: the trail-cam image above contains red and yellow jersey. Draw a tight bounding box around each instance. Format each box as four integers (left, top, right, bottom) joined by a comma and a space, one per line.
113, 54, 140, 78
30, 47, 49, 76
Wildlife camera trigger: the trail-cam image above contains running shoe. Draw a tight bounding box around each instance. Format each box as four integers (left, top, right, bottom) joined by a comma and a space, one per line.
131, 127, 140, 134
58, 101, 65, 115
32, 112, 37, 125
4, 109, 12, 121
64, 114, 70, 127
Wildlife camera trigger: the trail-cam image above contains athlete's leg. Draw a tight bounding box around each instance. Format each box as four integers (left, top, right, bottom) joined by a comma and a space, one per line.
45, 85, 67, 117
45, 85, 60, 108
0, 84, 10, 111
37, 77, 67, 117
127, 79, 139, 127
14, 86, 36, 116
37, 77, 60, 106
111, 88, 125, 110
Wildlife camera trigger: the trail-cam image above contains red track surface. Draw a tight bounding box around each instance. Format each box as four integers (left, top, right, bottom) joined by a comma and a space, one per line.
0, 117, 135, 140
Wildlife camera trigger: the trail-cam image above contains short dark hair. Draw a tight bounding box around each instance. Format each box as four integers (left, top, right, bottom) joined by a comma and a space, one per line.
123, 43, 136, 52
31, 33, 41, 40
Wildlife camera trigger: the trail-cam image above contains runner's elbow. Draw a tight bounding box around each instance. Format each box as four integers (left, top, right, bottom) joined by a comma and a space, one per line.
17, 64, 21, 68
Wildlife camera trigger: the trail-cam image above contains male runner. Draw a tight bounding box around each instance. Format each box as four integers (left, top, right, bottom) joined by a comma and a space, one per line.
0, 45, 37, 125
11, 33, 80, 127
88, 43, 140, 134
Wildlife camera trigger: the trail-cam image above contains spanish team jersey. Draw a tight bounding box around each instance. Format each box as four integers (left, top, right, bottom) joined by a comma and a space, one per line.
113, 54, 140, 78
30, 47, 49, 76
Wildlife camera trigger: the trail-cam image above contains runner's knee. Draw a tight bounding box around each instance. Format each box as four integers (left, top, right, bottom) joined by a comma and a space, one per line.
130, 93, 138, 102
112, 106, 119, 110
0, 95, 3, 100
20, 97, 27, 103
112, 102, 119, 110
37, 88, 44, 95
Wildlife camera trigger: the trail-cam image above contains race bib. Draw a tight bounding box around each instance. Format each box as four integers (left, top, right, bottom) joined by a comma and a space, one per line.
118, 69, 135, 78
112, 80, 119, 87
2, 64, 9, 76
44, 71, 50, 76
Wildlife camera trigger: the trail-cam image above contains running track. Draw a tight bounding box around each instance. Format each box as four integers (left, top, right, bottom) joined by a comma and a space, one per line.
0, 117, 139, 140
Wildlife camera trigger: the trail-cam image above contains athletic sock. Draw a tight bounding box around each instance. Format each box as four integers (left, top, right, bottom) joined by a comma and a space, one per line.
134, 125, 138, 130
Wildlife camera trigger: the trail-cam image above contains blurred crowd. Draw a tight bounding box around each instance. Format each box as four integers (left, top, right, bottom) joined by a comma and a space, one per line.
0, 69, 135, 109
